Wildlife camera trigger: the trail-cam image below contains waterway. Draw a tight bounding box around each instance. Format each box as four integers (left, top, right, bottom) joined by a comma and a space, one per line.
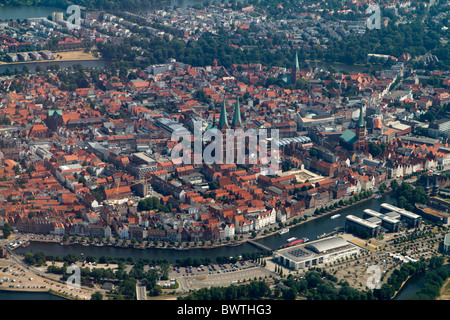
0, 6, 63, 20
394, 264, 450, 300
15, 193, 397, 263
307, 60, 379, 74
0, 290, 65, 300
256, 192, 395, 250
0, 0, 214, 21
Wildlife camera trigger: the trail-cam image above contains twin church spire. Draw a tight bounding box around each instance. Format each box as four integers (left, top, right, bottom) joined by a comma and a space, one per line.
217, 97, 242, 131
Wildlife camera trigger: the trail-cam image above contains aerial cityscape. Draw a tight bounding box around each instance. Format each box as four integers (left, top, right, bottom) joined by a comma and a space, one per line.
0, 0, 449, 307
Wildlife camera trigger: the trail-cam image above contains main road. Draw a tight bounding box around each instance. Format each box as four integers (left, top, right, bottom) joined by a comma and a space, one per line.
136, 281, 147, 300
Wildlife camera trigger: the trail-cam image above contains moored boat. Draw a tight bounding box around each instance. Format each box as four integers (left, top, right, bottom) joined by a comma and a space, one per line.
281, 238, 304, 248
226, 242, 242, 247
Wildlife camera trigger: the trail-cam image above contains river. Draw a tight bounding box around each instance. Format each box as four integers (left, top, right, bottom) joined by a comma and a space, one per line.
0, 0, 214, 21
15, 192, 397, 263
0, 290, 66, 300
394, 264, 450, 300
307, 60, 380, 74
256, 192, 395, 250
0, 6, 63, 20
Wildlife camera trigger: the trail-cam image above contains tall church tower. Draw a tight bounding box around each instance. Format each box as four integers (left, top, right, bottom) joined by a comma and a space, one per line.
355, 105, 368, 153
291, 52, 301, 84
232, 98, 242, 129
218, 99, 229, 131
216, 97, 246, 164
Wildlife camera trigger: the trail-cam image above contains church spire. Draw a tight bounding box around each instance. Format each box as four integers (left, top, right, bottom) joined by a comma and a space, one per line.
218, 99, 229, 131
291, 52, 301, 84
357, 105, 365, 127
232, 97, 242, 129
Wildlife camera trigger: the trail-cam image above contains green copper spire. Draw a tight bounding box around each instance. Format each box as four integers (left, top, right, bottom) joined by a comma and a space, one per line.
232, 98, 242, 128
295, 52, 300, 70
218, 99, 229, 130
357, 105, 365, 127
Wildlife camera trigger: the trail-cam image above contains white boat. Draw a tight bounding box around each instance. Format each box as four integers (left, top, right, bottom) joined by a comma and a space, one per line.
279, 228, 289, 235
374, 194, 382, 199
331, 214, 340, 219
287, 237, 297, 242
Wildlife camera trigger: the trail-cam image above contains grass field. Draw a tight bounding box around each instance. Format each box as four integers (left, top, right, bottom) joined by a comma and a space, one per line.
54, 50, 99, 61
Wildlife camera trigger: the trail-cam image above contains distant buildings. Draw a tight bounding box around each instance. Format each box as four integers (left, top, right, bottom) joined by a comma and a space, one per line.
5, 51, 54, 62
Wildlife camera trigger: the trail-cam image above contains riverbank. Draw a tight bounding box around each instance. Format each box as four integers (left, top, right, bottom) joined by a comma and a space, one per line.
251, 190, 385, 243
393, 262, 450, 300
9, 190, 386, 255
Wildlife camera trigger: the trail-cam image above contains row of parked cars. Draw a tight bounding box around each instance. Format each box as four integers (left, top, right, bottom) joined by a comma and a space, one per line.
172, 261, 253, 276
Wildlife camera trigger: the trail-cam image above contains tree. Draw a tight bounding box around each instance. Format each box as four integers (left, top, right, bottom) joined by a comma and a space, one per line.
390, 180, 399, 190
368, 142, 383, 158
2, 223, 13, 239
91, 291, 103, 300
117, 278, 137, 300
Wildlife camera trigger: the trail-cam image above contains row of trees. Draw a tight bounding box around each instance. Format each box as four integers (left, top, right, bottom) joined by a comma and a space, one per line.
179, 280, 271, 300
373, 256, 445, 300
179, 266, 376, 300
313, 190, 375, 215
412, 266, 448, 300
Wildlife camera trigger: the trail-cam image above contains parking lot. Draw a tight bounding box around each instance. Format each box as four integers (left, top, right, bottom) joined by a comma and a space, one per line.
169, 261, 276, 293
0, 254, 95, 300
172, 261, 255, 277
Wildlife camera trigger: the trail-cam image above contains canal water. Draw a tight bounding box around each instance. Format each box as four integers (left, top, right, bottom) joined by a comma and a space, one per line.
0, 6, 63, 20
256, 192, 395, 250
15, 193, 397, 263
394, 264, 450, 300
15, 241, 260, 263
0, 0, 214, 21
0, 290, 66, 300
